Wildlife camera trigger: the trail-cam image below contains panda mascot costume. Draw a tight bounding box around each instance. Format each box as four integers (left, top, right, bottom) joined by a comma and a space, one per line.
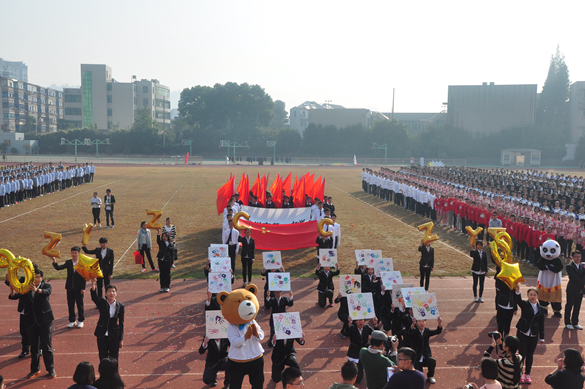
537, 239, 564, 317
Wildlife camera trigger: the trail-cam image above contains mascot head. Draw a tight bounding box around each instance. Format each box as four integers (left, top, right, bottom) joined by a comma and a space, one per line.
540, 239, 561, 260
217, 284, 259, 325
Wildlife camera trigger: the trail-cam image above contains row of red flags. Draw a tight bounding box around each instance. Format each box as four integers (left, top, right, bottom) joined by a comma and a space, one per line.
216, 172, 326, 215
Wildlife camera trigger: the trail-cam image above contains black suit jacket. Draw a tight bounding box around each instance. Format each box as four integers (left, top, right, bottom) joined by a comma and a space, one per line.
361, 273, 377, 293
515, 292, 545, 339
53, 259, 86, 292
270, 338, 304, 364
82, 246, 115, 277
470, 249, 488, 273
238, 236, 255, 259
91, 288, 124, 341
265, 202, 276, 208
10, 280, 54, 327
5, 278, 25, 313
342, 323, 375, 359
316, 268, 340, 292
408, 326, 442, 359
104, 194, 115, 212
566, 262, 585, 296
418, 245, 434, 268
199, 338, 230, 368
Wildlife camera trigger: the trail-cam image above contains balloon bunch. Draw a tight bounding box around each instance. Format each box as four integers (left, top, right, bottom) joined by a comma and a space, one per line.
0, 249, 35, 294
146, 209, 163, 230
417, 222, 439, 244
491, 231, 525, 290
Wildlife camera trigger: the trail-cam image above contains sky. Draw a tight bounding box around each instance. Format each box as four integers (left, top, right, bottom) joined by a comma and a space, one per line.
2, 0, 584, 114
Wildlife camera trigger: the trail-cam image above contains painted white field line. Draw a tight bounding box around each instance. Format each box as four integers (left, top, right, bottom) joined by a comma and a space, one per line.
114, 184, 184, 269
329, 184, 473, 260
0, 177, 128, 224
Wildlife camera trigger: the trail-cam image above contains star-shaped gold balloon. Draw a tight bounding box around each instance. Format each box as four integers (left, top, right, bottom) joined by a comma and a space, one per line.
497, 261, 525, 290
74, 253, 103, 281
465, 226, 483, 247
82, 223, 93, 246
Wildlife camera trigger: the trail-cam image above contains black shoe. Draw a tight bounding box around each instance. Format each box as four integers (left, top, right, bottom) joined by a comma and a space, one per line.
554, 312, 563, 318
48, 369, 56, 379
19, 350, 29, 359
210, 381, 218, 387
26, 371, 41, 379
39, 349, 43, 357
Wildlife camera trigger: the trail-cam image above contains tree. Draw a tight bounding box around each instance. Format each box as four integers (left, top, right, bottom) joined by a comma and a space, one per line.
0, 143, 7, 153
57, 118, 75, 131
23, 115, 36, 133
270, 100, 288, 129
32, 144, 40, 155
535, 45, 571, 140
129, 107, 162, 154
10, 147, 17, 155
22, 144, 31, 154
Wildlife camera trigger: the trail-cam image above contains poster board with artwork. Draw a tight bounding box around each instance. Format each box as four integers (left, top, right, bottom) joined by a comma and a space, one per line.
401, 287, 426, 308
262, 251, 282, 269
347, 292, 375, 319
273, 312, 303, 340
208, 272, 231, 293
205, 310, 228, 339
380, 271, 403, 289
411, 293, 440, 320
268, 272, 291, 291
339, 274, 361, 296
319, 249, 337, 267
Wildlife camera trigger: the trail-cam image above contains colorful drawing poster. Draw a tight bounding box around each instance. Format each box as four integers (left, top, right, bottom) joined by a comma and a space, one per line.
268, 272, 291, 291
374, 258, 394, 277
339, 274, 361, 296
208, 272, 231, 293
393, 284, 415, 306
262, 251, 282, 269
210, 257, 231, 273
205, 310, 228, 339
411, 293, 440, 320
319, 249, 337, 267
380, 271, 403, 289
354, 249, 370, 266
347, 292, 375, 319
363, 250, 383, 269
208, 245, 228, 259
393, 284, 416, 306
368, 250, 382, 260
401, 287, 427, 308
273, 312, 303, 340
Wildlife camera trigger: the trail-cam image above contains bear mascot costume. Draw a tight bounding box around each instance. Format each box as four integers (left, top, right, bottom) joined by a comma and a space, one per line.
217, 284, 265, 389
537, 239, 563, 317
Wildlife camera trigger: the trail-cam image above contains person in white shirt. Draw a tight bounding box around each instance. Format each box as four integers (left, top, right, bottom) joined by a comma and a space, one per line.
332, 214, 341, 248
223, 220, 240, 274
90, 192, 102, 227
311, 201, 325, 222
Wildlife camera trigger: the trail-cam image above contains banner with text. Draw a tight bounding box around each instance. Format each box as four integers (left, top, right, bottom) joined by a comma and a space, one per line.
241, 205, 311, 225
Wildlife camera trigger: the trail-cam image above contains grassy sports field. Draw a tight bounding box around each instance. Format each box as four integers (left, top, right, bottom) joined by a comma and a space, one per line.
3, 164, 574, 282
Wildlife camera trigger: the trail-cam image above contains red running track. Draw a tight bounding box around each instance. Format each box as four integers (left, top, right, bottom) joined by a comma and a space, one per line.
0, 276, 581, 389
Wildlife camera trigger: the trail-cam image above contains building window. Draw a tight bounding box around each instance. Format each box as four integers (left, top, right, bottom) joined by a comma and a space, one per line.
108, 121, 112, 129
82, 71, 93, 127
134, 97, 137, 105
143, 86, 148, 93
107, 83, 112, 91
65, 107, 82, 116
107, 95, 112, 103
143, 98, 148, 106
108, 108, 112, 117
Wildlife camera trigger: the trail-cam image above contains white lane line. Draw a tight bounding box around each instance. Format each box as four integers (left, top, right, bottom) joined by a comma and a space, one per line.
114, 184, 184, 269
0, 177, 128, 224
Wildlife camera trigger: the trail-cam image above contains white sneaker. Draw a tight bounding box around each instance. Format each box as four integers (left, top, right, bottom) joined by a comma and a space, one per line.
428, 377, 436, 384
474, 297, 478, 302
99, 224, 101, 227
566, 324, 574, 330
77, 322, 84, 328
575, 324, 583, 330
67, 321, 77, 328
479, 298, 484, 303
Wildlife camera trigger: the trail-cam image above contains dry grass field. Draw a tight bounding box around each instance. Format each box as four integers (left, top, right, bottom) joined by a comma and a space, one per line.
3, 164, 579, 283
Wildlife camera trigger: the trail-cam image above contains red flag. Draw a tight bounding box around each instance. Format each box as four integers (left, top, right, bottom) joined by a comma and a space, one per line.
269, 174, 280, 196
237, 173, 249, 206
184, 152, 189, 164
216, 176, 235, 215
258, 175, 268, 206
304, 173, 315, 203
312, 175, 322, 200
273, 176, 283, 208
282, 172, 292, 197
251, 173, 261, 198
316, 177, 325, 202
293, 177, 305, 208
239, 219, 318, 250
291, 174, 298, 198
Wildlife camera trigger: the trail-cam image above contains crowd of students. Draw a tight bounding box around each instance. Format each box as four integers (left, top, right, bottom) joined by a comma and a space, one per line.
0, 162, 96, 209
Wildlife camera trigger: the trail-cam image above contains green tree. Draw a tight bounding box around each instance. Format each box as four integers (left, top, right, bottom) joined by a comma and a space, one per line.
535, 45, 571, 140
10, 147, 17, 155
129, 107, 162, 154
369, 119, 410, 158
57, 118, 75, 131
270, 100, 288, 129
275, 129, 301, 154
32, 144, 40, 155
0, 143, 7, 153
22, 144, 31, 154
23, 115, 36, 133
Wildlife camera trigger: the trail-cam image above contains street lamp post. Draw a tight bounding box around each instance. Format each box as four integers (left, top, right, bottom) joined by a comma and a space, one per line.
60, 138, 84, 162
84, 138, 110, 158
372, 142, 388, 164
267, 141, 276, 163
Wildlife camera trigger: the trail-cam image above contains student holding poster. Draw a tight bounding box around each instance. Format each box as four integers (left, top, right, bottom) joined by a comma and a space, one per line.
408, 317, 443, 384
269, 333, 305, 384
267, 290, 294, 338
342, 316, 379, 384
198, 335, 231, 387
316, 263, 340, 308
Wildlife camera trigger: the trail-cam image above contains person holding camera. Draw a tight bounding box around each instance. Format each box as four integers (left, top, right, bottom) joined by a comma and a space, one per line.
544, 348, 585, 389
359, 330, 397, 389
464, 357, 502, 389
483, 334, 522, 389
514, 284, 545, 384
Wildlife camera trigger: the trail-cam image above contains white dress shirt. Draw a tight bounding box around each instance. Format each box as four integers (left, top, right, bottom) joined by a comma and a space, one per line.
227, 320, 264, 362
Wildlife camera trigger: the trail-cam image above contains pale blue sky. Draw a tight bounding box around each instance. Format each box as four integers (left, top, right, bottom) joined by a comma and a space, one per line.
2, 0, 583, 113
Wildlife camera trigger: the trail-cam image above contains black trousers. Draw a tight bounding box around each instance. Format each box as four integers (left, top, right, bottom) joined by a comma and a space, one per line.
97, 335, 120, 360
28, 323, 54, 374
318, 290, 334, 307
105, 209, 114, 226
539, 300, 562, 313
355, 360, 364, 383
96, 275, 111, 300
140, 245, 154, 269
66, 289, 85, 323
90, 172, 94, 182
472, 273, 486, 298
203, 359, 230, 385
565, 292, 583, 325
228, 245, 237, 273
92, 207, 101, 225
20, 315, 30, 352
228, 356, 264, 389
158, 259, 172, 289
420, 267, 431, 291
415, 356, 437, 377
517, 332, 538, 374
496, 306, 515, 336
242, 258, 253, 283
272, 354, 300, 383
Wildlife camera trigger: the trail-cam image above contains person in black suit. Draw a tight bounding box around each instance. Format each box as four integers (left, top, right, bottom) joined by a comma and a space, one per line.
266, 290, 294, 337
470, 240, 488, 303
261, 266, 283, 309
334, 292, 350, 338
495, 276, 517, 337
360, 267, 377, 294
341, 316, 379, 384
316, 263, 340, 308
82, 237, 114, 301
90, 279, 124, 360
282, 196, 293, 208
104, 189, 115, 228
418, 240, 434, 291
265, 195, 276, 208
238, 228, 255, 287
155, 230, 174, 293
515, 284, 546, 382
408, 317, 443, 384
5, 275, 32, 358
565, 251, 585, 330
199, 335, 231, 387
10, 267, 56, 379
316, 233, 333, 264
51, 247, 86, 328
269, 333, 305, 383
